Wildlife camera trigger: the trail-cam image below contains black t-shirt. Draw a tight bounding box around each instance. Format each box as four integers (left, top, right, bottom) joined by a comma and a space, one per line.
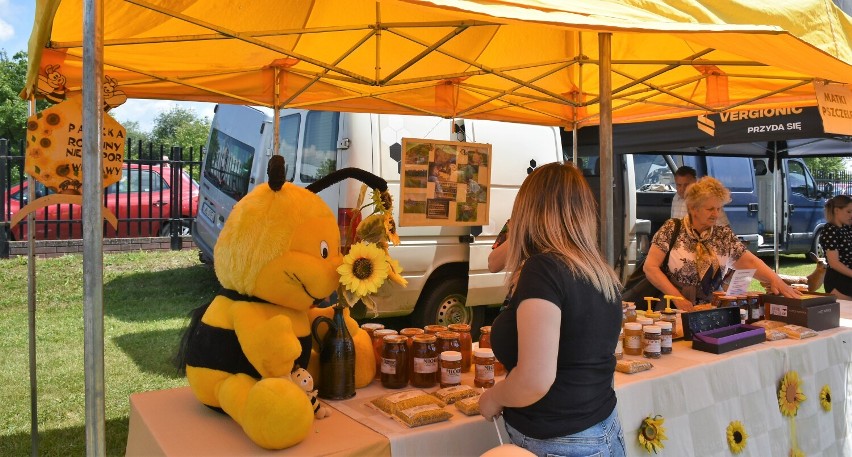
491, 252, 621, 439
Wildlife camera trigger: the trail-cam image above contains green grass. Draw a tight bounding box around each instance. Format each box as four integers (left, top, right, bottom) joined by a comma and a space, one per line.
0, 250, 820, 456
0, 250, 218, 457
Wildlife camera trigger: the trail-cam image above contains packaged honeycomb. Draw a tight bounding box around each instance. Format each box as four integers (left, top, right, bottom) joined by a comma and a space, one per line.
779, 325, 817, 340
432, 384, 478, 404
369, 390, 446, 416
455, 394, 481, 416
394, 404, 452, 427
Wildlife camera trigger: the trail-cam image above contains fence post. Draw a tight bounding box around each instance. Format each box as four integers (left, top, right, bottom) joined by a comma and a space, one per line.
170, 146, 183, 250
0, 139, 8, 258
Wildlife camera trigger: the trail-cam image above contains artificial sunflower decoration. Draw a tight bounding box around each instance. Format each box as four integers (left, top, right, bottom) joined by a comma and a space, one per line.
386, 257, 408, 287
819, 385, 832, 412
638, 415, 667, 454
338, 242, 389, 298
778, 371, 807, 417
726, 421, 748, 454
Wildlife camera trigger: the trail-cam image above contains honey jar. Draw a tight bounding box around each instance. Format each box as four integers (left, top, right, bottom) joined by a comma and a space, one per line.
410, 334, 438, 388
381, 335, 409, 388
448, 323, 472, 373
473, 348, 495, 388
439, 351, 462, 388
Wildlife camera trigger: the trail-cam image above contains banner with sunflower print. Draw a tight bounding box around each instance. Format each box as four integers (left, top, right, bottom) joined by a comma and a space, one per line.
12, 95, 125, 230
398, 138, 491, 227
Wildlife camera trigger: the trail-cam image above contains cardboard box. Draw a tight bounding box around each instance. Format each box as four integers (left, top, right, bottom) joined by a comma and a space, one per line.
765, 301, 840, 331
692, 324, 765, 354
681, 307, 741, 341
761, 292, 836, 308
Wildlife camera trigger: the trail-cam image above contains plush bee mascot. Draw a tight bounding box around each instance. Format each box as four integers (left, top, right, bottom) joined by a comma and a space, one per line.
177, 156, 382, 450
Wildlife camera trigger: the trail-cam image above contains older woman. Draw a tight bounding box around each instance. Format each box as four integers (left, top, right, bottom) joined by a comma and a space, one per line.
644, 176, 800, 311
819, 195, 852, 300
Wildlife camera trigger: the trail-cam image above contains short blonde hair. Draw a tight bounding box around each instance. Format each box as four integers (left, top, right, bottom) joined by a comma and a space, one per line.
685, 176, 731, 212
505, 162, 620, 302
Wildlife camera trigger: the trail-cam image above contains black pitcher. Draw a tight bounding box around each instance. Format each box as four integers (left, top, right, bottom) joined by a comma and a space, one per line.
311, 305, 356, 400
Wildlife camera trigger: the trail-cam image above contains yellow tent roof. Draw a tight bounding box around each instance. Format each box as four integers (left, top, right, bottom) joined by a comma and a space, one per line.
25, 0, 852, 127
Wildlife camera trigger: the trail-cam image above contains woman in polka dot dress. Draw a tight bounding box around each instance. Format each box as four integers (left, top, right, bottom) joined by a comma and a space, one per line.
819, 195, 852, 300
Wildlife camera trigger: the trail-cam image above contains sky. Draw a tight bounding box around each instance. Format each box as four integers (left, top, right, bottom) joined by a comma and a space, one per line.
0, 0, 216, 131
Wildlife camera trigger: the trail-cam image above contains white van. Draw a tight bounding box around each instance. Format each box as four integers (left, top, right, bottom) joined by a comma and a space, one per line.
192, 104, 563, 329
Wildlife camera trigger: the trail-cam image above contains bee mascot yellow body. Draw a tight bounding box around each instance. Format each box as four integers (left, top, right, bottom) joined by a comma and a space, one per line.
178, 156, 375, 450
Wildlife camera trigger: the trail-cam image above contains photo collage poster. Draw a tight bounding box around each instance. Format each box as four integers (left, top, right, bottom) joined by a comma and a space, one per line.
399, 138, 491, 227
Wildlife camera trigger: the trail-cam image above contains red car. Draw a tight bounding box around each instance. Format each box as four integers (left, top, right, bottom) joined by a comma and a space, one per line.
3, 163, 199, 240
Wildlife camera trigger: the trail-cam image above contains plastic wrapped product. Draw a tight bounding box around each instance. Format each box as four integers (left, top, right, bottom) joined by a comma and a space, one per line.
432, 384, 478, 404
394, 404, 452, 427
370, 389, 446, 416
615, 359, 653, 374
455, 395, 482, 416
779, 325, 818, 339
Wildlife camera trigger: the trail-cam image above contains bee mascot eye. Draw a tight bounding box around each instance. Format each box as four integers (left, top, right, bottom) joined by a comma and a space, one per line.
320, 241, 329, 259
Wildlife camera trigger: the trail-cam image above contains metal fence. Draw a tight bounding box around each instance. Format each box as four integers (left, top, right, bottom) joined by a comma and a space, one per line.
812, 169, 852, 197
1, 137, 203, 257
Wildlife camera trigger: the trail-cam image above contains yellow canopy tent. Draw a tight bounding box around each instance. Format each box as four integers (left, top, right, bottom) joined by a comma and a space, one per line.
24, 0, 852, 126
20, 1, 852, 453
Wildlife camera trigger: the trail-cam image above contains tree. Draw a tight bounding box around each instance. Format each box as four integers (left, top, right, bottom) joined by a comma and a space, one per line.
0, 50, 49, 143
804, 156, 848, 175
150, 106, 211, 156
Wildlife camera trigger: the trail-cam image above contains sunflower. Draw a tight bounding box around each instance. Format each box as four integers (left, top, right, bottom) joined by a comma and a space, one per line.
383, 212, 400, 246
338, 242, 389, 297
819, 385, 831, 412
355, 213, 387, 244
726, 421, 748, 454
638, 415, 667, 454
778, 371, 807, 417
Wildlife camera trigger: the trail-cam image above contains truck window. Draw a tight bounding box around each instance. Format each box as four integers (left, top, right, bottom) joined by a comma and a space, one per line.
278, 113, 301, 182
707, 156, 753, 192
634, 154, 673, 191
788, 161, 815, 198
300, 111, 339, 183
203, 128, 255, 200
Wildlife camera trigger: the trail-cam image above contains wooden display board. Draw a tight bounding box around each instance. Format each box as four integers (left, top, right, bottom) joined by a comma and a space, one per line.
399, 138, 491, 227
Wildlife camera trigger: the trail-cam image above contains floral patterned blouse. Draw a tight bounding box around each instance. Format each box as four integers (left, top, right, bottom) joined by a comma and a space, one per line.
651, 217, 746, 289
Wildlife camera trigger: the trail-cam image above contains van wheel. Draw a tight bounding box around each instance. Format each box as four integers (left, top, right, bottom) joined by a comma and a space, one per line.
412, 277, 484, 332
159, 221, 192, 237
812, 227, 825, 259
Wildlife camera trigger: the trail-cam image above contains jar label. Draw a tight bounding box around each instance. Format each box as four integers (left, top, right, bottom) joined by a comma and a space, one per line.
751, 308, 761, 319
660, 334, 672, 348
644, 340, 661, 352
414, 357, 438, 373
381, 358, 397, 374
625, 335, 641, 349
475, 364, 494, 381
441, 367, 461, 384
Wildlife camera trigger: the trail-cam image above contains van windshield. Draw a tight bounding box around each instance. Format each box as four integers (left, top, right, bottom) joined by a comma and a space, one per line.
203, 129, 255, 200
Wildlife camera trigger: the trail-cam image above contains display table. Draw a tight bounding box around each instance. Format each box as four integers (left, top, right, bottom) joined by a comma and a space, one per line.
127, 300, 852, 456
125, 386, 390, 456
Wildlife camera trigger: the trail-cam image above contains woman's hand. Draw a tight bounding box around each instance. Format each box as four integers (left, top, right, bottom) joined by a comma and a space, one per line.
674, 297, 694, 311
766, 277, 803, 298
479, 386, 503, 422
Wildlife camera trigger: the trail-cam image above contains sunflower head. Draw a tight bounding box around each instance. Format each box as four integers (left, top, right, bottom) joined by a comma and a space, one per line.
820, 384, 832, 412
726, 421, 748, 454
337, 241, 389, 298
638, 415, 667, 454
779, 371, 807, 417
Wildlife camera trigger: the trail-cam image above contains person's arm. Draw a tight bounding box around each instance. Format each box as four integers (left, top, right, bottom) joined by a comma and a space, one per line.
732, 251, 802, 298
488, 241, 509, 273
479, 298, 560, 421
643, 245, 694, 311
825, 249, 852, 278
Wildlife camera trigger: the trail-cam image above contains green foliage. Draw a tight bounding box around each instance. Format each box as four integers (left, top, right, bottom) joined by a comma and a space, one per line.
804, 156, 848, 175
149, 106, 210, 151
0, 250, 218, 456
0, 51, 49, 143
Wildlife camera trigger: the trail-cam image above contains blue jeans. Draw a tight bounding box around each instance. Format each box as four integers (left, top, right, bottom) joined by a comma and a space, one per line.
504, 408, 627, 457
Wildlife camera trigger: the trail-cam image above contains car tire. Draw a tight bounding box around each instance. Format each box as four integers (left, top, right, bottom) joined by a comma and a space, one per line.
411, 277, 484, 336
159, 220, 192, 237
812, 226, 824, 259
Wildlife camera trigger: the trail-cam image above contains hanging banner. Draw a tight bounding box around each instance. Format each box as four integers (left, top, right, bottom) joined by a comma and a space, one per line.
399, 138, 491, 227
814, 82, 852, 135
11, 95, 125, 229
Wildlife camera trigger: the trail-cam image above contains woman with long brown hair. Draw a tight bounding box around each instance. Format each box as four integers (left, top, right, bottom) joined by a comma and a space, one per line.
479, 162, 625, 456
